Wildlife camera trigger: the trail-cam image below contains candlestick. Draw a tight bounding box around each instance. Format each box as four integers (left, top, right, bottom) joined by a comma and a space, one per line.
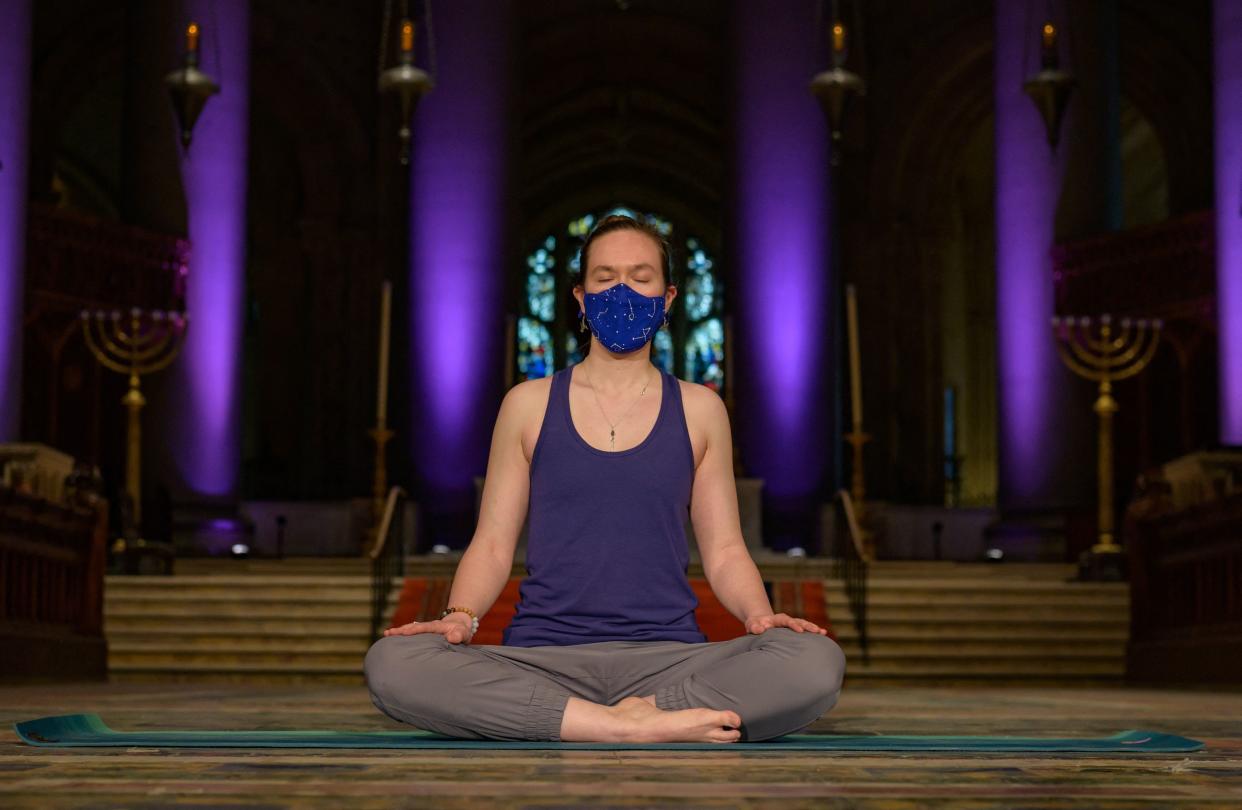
377, 280, 392, 427
81, 308, 188, 550
1051, 314, 1162, 557
846, 283, 863, 429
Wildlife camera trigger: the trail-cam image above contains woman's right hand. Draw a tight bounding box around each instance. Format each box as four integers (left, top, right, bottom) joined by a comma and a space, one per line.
383, 614, 475, 644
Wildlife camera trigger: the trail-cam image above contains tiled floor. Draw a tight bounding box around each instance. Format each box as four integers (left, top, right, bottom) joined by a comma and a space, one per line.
2, 680, 1240, 807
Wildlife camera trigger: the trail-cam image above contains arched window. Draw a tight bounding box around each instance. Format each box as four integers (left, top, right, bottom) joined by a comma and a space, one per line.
516, 206, 725, 392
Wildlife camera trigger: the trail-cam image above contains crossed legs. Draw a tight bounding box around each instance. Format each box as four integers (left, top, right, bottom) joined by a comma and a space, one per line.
363, 627, 845, 743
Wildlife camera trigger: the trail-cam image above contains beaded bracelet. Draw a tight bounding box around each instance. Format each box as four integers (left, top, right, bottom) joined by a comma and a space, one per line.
440, 605, 480, 635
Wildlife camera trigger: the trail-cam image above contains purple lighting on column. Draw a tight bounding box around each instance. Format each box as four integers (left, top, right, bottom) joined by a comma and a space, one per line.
0, 0, 32, 441
995, 3, 1068, 505
408, 0, 509, 545
732, 0, 831, 548
171, 0, 249, 495
1215, 0, 1242, 444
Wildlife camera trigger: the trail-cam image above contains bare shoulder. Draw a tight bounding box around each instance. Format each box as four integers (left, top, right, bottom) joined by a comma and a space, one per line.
676, 377, 727, 423
502, 375, 555, 463
503, 375, 552, 412
675, 377, 728, 470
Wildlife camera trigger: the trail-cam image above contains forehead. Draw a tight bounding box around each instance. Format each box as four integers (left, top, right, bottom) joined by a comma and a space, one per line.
588, 229, 662, 268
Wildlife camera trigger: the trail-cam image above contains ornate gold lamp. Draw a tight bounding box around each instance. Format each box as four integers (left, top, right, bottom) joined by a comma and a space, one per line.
378, 14, 434, 165
80, 308, 188, 552
1023, 20, 1076, 150
810, 19, 866, 166
164, 21, 220, 153
1051, 314, 1161, 579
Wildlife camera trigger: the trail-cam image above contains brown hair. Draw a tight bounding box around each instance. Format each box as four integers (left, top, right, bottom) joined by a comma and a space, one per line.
572, 215, 675, 357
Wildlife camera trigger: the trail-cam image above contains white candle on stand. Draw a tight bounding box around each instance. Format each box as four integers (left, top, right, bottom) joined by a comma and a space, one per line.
846, 283, 863, 430
377, 280, 392, 427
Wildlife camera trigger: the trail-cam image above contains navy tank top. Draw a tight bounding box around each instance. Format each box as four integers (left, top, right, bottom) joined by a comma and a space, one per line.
502, 363, 707, 647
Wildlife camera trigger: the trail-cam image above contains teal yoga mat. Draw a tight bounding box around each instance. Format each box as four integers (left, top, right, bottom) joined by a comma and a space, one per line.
14, 714, 1204, 752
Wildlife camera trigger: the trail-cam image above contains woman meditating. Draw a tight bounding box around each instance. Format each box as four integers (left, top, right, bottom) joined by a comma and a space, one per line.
364, 215, 846, 743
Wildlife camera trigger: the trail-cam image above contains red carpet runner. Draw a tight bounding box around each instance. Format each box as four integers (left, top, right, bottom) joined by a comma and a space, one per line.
389, 576, 835, 645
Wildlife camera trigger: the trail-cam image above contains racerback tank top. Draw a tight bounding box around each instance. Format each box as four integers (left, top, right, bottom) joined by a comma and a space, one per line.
502, 363, 707, 647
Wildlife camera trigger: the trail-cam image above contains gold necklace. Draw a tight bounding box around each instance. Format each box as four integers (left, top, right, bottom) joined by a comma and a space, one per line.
582, 366, 656, 451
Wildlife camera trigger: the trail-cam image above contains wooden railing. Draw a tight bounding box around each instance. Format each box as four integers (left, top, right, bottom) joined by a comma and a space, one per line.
1051, 210, 1214, 319
832, 489, 870, 665
368, 487, 408, 641
0, 486, 109, 679
1126, 490, 1242, 683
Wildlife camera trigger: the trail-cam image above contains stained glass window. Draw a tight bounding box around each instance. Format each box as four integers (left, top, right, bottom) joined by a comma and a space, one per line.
517, 206, 724, 392
517, 316, 553, 380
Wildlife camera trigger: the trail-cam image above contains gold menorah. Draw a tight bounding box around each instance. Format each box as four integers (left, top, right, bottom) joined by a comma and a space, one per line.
81, 308, 189, 545
1050, 314, 1161, 555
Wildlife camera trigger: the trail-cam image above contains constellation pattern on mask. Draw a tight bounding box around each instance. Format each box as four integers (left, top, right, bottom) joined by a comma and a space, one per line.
583, 282, 667, 354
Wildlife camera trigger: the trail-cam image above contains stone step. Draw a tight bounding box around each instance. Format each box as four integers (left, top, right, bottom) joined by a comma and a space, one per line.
823, 588, 1126, 605
839, 657, 1126, 676
109, 651, 367, 669
819, 604, 1127, 622
109, 635, 371, 653
106, 573, 380, 585
855, 562, 1079, 579
824, 577, 1125, 593
173, 558, 374, 576
104, 602, 374, 619
104, 616, 373, 634
833, 639, 1126, 657
104, 592, 394, 609
107, 660, 366, 684
829, 623, 1126, 640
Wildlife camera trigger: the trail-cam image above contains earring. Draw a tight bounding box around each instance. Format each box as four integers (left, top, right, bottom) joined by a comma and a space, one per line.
579, 311, 587, 332
662, 312, 670, 329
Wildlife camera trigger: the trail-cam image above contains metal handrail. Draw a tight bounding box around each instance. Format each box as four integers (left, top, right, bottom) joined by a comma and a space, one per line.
369, 486, 408, 641
832, 489, 870, 665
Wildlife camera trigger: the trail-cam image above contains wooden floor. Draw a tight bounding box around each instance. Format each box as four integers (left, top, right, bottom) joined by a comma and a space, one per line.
1, 680, 1240, 807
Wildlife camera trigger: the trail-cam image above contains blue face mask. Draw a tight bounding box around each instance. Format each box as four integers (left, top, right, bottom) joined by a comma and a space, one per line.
582, 282, 666, 354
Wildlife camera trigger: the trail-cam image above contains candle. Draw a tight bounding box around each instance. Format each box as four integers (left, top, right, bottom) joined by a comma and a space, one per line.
186, 22, 199, 54
832, 23, 846, 55
1041, 22, 1058, 69
846, 284, 863, 430
400, 19, 414, 54
377, 280, 392, 427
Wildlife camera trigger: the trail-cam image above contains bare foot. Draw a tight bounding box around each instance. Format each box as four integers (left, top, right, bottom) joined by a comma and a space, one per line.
610, 696, 742, 743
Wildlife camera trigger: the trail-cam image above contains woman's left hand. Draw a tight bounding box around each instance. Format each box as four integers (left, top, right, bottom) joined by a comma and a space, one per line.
745, 613, 829, 636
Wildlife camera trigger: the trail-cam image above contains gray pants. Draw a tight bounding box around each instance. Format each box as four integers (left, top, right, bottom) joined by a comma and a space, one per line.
363, 627, 846, 742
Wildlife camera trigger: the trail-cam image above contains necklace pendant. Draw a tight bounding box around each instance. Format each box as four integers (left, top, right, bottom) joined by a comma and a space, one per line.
610, 428, 615, 449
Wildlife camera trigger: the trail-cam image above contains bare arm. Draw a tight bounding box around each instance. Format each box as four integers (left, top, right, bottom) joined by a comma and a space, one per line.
689, 387, 772, 624
385, 381, 536, 642
689, 386, 828, 635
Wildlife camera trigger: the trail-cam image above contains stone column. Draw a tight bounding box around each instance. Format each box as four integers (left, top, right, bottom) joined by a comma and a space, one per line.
166, 0, 250, 549
990, 0, 1074, 557
730, 0, 833, 552
0, 0, 32, 440
1215, 0, 1242, 444
408, 0, 512, 550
